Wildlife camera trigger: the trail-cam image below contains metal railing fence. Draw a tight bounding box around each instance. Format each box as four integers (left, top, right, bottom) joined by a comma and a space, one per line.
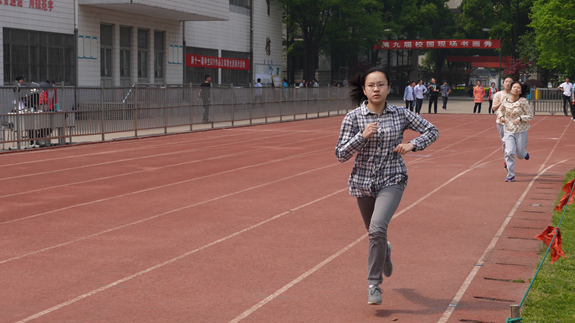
1, 84, 353, 151
530, 88, 573, 115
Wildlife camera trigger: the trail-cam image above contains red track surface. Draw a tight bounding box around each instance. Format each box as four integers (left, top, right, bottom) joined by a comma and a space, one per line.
0, 114, 573, 323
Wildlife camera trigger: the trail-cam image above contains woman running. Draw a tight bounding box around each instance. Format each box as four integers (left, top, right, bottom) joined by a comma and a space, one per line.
492, 77, 514, 170
499, 81, 533, 182
335, 67, 439, 305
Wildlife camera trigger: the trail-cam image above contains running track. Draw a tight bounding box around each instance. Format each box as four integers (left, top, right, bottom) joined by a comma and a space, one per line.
0, 114, 573, 323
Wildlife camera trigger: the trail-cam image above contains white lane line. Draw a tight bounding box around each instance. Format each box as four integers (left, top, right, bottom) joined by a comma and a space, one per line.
0, 147, 331, 226
0, 133, 333, 200
436, 118, 571, 323
0, 132, 294, 181
227, 145, 509, 322
229, 232, 368, 323
436, 158, 572, 323
13, 187, 349, 323
0, 120, 336, 167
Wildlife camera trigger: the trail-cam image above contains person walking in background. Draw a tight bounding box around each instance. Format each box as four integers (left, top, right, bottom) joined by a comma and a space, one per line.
254, 78, 263, 108
414, 79, 426, 115
500, 81, 533, 182
427, 78, 440, 114
343, 76, 349, 87
335, 66, 438, 306
492, 77, 514, 170
440, 81, 451, 110
403, 81, 415, 112
488, 82, 498, 114
197, 74, 213, 123
557, 77, 573, 117
473, 81, 485, 113
299, 79, 306, 88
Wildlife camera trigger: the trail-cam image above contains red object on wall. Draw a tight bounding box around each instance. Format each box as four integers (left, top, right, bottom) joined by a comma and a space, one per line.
375, 39, 501, 50
186, 54, 250, 71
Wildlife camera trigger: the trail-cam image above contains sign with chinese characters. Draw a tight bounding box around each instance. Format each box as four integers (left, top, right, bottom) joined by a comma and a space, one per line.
375, 39, 501, 50
3, 0, 54, 11
186, 54, 250, 71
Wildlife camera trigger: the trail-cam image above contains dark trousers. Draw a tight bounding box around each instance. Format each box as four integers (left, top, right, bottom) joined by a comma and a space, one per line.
415, 99, 423, 114
405, 100, 414, 112
202, 100, 210, 122
442, 96, 448, 110
571, 101, 575, 119
428, 95, 438, 113
488, 99, 493, 114
473, 103, 482, 113
563, 95, 572, 116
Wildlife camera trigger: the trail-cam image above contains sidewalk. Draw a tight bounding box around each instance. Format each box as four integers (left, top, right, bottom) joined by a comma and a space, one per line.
387, 95, 495, 115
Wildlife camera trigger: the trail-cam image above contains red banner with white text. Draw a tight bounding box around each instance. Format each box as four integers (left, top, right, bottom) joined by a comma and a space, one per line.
186, 54, 250, 70
375, 39, 500, 50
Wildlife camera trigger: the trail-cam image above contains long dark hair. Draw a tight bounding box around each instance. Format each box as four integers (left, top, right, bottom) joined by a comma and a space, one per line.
349, 66, 390, 106
510, 81, 531, 98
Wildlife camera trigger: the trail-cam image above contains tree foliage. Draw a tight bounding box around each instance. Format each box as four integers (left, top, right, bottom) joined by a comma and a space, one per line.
276, 0, 384, 81
459, 0, 533, 59
529, 0, 575, 76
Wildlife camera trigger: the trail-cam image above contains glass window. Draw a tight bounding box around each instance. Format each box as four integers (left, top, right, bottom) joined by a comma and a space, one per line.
154, 31, 164, 79
138, 29, 148, 79
229, 0, 250, 9
100, 24, 113, 78
3, 28, 75, 85
100, 24, 113, 47
120, 27, 131, 81
120, 26, 131, 48
138, 29, 148, 49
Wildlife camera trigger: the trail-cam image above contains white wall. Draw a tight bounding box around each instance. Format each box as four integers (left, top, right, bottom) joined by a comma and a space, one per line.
185, 1, 284, 83
77, 6, 183, 86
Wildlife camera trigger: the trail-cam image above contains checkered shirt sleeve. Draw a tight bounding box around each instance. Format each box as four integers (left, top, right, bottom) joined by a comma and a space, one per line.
335, 102, 439, 197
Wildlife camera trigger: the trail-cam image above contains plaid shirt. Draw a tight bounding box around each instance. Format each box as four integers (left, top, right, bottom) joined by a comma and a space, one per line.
335, 102, 439, 197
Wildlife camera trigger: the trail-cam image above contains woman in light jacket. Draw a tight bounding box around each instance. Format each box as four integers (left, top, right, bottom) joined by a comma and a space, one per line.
499, 81, 533, 182
473, 80, 485, 113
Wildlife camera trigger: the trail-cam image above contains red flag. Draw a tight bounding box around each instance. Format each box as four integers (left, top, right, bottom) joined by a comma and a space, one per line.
534, 226, 567, 264
555, 179, 575, 211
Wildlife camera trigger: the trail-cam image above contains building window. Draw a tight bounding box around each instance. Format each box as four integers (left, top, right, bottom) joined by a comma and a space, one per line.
229, 0, 249, 9
221, 50, 250, 86
154, 31, 164, 80
100, 24, 113, 79
120, 26, 131, 85
3, 28, 75, 85
138, 29, 148, 80
185, 47, 218, 85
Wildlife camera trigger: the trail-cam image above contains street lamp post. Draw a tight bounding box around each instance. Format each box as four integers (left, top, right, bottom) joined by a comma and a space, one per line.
483, 28, 502, 90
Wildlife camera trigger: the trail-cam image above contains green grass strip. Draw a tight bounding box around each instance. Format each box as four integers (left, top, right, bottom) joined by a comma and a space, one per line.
520, 169, 575, 323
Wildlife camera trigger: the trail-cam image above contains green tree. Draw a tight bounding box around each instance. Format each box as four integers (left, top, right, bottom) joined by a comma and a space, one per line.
459, 0, 534, 59
529, 0, 575, 76
277, 0, 384, 81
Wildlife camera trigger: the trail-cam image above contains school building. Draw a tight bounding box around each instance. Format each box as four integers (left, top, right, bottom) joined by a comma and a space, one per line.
1, 0, 283, 87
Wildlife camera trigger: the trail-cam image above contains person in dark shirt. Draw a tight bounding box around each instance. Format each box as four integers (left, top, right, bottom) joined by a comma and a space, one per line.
197, 74, 212, 123
427, 78, 440, 114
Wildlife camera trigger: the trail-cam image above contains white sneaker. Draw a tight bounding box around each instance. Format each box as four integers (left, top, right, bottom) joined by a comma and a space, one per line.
368, 285, 382, 305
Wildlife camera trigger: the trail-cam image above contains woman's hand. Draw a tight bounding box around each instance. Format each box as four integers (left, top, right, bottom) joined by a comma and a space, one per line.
362, 122, 378, 139
500, 116, 506, 123
393, 143, 414, 155
513, 118, 520, 125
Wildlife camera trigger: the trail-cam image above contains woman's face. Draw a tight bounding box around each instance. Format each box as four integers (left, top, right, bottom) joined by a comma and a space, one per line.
510, 83, 522, 96
491, 83, 495, 87
363, 71, 390, 105
477, 81, 481, 86
503, 78, 513, 90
